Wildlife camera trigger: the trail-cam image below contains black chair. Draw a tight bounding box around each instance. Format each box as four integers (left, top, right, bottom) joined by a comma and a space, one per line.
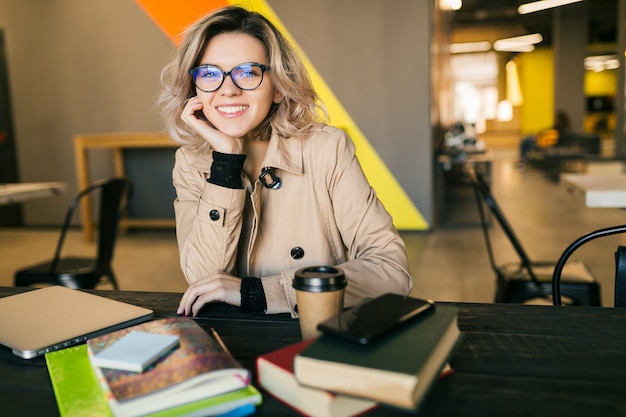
469, 169, 600, 306
616, 246, 626, 307
552, 225, 626, 307
14, 177, 131, 290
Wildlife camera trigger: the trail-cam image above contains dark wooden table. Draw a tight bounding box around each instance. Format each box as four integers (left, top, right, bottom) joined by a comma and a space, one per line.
1, 286, 625, 416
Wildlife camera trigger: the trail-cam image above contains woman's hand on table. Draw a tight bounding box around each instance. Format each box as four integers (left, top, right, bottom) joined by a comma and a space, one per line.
177, 271, 242, 317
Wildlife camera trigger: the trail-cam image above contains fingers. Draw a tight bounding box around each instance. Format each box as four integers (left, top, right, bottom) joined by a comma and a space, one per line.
177, 280, 219, 317
177, 273, 242, 317
181, 97, 244, 154
181, 97, 210, 134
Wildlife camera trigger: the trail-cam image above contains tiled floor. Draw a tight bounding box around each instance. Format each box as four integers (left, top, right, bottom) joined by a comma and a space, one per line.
2, 148, 625, 306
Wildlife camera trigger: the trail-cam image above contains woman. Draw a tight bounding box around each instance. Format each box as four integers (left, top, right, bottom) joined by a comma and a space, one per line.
158, 6, 412, 317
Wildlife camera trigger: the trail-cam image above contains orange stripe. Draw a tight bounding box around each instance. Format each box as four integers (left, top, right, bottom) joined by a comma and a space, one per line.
134, 0, 228, 45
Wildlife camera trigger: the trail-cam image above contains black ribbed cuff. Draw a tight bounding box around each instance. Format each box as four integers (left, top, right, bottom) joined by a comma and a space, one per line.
240, 277, 267, 313
208, 151, 246, 189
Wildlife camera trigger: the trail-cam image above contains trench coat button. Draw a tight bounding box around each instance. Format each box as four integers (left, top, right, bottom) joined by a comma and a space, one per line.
209, 209, 220, 221
290, 246, 305, 260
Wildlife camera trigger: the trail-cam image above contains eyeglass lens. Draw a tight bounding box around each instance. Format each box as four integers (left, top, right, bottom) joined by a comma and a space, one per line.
191, 63, 267, 92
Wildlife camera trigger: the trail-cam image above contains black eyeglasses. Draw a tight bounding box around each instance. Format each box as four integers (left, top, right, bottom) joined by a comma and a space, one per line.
190, 63, 270, 93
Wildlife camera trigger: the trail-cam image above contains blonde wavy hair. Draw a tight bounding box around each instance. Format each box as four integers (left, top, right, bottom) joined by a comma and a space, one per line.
158, 6, 327, 151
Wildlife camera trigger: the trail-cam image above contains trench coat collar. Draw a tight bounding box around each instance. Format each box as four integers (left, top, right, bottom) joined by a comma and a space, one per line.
262, 132, 303, 174
185, 131, 303, 175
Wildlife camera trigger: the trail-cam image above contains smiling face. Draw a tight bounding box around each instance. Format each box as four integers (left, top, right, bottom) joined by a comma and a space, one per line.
195, 33, 280, 140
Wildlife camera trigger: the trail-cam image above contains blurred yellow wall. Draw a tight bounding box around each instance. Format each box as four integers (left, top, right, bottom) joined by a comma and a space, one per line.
518, 49, 617, 135
584, 69, 617, 132
518, 48, 554, 135
585, 69, 617, 95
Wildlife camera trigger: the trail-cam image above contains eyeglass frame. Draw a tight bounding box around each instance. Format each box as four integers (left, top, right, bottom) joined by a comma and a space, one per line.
189, 62, 270, 93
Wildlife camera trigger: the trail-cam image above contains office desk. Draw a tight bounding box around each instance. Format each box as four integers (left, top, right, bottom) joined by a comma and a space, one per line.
0, 182, 66, 206
1, 287, 625, 417
562, 173, 626, 207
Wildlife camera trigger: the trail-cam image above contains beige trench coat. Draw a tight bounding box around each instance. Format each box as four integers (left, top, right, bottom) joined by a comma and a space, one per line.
172, 124, 412, 317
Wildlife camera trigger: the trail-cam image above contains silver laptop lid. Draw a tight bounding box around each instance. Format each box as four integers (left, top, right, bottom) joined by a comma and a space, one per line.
0, 286, 153, 358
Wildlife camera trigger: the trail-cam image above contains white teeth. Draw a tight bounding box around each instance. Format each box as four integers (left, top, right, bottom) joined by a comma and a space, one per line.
217, 105, 247, 113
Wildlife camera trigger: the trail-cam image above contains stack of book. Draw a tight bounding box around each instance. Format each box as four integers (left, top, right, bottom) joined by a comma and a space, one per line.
257, 339, 378, 417
257, 301, 461, 415
46, 317, 261, 417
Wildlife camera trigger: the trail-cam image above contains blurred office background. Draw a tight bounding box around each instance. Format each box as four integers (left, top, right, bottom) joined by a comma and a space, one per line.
1, 0, 625, 305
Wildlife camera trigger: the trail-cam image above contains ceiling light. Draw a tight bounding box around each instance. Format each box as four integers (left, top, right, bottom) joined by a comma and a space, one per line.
584, 55, 620, 72
494, 33, 543, 52
440, 0, 462, 11
449, 41, 491, 54
495, 44, 536, 52
518, 0, 584, 15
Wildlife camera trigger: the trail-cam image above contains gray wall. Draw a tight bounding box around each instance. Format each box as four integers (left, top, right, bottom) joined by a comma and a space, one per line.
271, 0, 433, 227
0, 0, 173, 225
554, 2, 587, 133
0, 0, 434, 228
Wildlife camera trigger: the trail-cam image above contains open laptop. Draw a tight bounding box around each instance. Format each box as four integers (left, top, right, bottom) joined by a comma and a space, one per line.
0, 286, 153, 359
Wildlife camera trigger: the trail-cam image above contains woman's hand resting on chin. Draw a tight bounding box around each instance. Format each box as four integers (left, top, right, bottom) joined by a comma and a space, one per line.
181, 96, 244, 154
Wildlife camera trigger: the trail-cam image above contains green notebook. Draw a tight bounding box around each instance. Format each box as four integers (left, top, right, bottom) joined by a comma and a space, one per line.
46, 345, 113, 417
45, 344, 261, 417
293, 304, 462, 411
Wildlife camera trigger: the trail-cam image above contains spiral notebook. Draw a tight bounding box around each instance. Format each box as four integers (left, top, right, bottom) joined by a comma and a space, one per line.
0, 286, 153, 359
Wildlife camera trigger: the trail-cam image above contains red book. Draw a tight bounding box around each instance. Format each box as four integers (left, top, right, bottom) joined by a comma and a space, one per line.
256, 339, 377, 417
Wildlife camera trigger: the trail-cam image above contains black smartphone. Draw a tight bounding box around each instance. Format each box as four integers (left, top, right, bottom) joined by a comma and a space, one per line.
317, 293, 434, 345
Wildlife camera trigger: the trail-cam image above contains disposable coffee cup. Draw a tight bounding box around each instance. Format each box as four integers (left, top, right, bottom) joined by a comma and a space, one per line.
293, 266, 347, 340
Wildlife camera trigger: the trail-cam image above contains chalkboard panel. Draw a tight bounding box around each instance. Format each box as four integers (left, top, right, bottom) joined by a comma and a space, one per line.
123, 148, 177, 219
